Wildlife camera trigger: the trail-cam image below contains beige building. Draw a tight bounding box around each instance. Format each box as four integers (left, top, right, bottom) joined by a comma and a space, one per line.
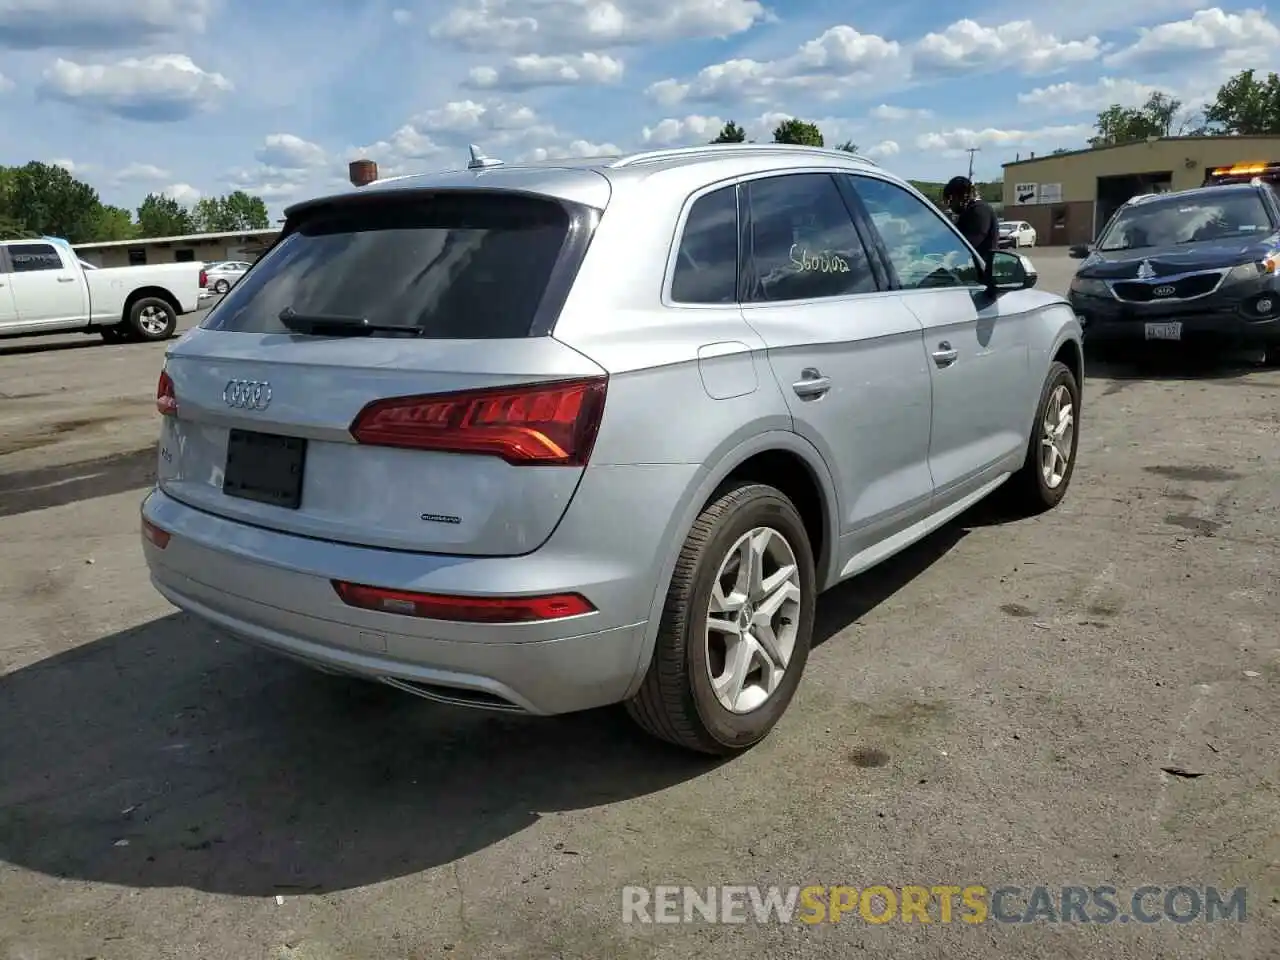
73, 228, 280, 269
1001, 135, 1280, 246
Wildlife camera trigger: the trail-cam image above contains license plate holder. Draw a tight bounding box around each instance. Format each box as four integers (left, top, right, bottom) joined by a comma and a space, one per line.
223, 429, 307, 509
1144, 321, 1182, 341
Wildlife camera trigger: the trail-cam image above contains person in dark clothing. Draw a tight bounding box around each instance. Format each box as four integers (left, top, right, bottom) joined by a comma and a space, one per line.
943, 175, 999, 284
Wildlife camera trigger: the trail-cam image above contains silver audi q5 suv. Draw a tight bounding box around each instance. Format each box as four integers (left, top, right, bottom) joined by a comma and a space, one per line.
142, 143, 1083, 755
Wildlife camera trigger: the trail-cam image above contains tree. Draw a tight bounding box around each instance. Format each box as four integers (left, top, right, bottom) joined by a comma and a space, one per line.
710, 120, 746, 143
92, 205, 137, 241
835, 140, 859, 152
772, 118, 824, 146
137, 193, 195, 237
192, 191, 270, 232
1088, 92, 1183, 148
1204, 69, 1280, 135
1, 161, 103, 243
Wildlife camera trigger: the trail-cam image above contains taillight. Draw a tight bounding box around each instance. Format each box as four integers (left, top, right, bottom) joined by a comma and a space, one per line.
331, 580, 595, 623
199, 269, 207, 288
348, 377, 607, 466
141, 517, 170, 549
156, 370, 177, 416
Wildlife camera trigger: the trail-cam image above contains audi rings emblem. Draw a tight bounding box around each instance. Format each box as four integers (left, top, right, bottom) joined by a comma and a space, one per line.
223, 379, 272, 410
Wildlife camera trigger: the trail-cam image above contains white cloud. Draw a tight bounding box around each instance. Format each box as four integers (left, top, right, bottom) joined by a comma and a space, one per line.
114, 162, 170, 181
1017, 77, 1162, 113
647, 25, 905, 105
0, 0, 210, 50
466, 52, 625, 90
917, 124, 1094, 156
161, 182, 201, 205
864, 139, 900, 159
518, 139, 621, 163
1105, 7, 1280, 68
0, 72, 12, 92
37, 53, 231, 121
431, 0, 766, 51
255, 133, 327, 170
641, 114, 725, 145
50, 157, 76, 171
410, 98, 540, 133
913, 19, 1102, 75
869, 104, 932, 121
391, 7, 412, 24
351, 99, 620, 177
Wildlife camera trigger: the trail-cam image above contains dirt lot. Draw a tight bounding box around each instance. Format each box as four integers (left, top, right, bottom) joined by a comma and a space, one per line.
1, 259, 1278, 960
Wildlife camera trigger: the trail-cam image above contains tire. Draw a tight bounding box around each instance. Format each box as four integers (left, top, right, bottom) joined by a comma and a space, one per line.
126, 297, 177, 342
213, 279, 230, 295
625, 482, 817, 756
1004, 360, 1080, 514
99, 324, 132, 343
1263, 341, 1280, 367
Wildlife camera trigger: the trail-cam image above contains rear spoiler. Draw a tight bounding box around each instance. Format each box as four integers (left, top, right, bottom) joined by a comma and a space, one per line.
1203, 161, 1280, 185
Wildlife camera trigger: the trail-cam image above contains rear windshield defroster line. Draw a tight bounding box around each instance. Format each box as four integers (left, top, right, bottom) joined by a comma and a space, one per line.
200, 192, 577, 339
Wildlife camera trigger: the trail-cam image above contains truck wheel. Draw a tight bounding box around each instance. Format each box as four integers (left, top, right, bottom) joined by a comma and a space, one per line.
1263, 341, 1280, 367
626, 482, 816, 756
1003, 360, 1080, 514
127, 298, 177, 342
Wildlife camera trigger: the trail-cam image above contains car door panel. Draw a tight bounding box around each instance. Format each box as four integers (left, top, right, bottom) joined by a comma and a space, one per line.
895, 287, 1030, 498
737, 172, 935, 571
6, 242, 88, 325
843, 174, 1032, 505
0, 250, 19, 330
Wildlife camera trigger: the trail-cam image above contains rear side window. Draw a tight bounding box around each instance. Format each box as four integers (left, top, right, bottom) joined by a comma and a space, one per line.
201, 193, 572, 338
670, 186, 739, 304
743, 173, 878, 302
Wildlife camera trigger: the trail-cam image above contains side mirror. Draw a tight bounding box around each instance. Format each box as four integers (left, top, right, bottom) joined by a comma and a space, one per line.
1068, 243, 1092, 259
989, 250, 1037, 292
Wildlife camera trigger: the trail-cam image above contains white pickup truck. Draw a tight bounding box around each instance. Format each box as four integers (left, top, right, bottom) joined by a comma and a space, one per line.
0, 237, 206, 344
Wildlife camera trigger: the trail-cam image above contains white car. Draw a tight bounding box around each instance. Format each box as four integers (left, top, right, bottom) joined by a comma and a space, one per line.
0, 237, 205, 342
999, 220, 1037, 248
204, 260, 253, 295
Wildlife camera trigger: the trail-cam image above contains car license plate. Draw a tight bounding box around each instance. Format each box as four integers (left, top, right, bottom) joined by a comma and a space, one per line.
1144, 321, 1182, 341
223, 429, 307, 509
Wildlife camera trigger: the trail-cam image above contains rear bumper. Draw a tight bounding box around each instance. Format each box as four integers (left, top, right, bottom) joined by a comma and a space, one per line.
140, 483, 678, 715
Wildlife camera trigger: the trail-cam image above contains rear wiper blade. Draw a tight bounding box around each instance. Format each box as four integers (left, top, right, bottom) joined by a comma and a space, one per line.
277, 307, 422, 336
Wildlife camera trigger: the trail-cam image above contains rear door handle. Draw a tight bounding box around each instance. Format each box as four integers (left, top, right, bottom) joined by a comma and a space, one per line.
931, 342, 958, 368
57, 276, 76, 283
792, 368, 831, 399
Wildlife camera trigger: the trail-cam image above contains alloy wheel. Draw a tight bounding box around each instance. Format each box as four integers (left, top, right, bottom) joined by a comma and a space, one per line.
137, 305, 170, 337
1040, 383, 1074, 489
704, 526, 803, 714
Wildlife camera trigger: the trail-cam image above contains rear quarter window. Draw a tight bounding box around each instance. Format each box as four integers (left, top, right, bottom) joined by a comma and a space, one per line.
201, 192, 574, 338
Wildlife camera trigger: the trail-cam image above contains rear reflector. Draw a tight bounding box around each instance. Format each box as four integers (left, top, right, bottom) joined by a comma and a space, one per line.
332, 580, 595, 623
142, 517, 170, 549
156, 370, 177, 416
348, 376, 607, 465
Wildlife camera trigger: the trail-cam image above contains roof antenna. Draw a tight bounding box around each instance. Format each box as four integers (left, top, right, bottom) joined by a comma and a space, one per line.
467, 144, 503, 170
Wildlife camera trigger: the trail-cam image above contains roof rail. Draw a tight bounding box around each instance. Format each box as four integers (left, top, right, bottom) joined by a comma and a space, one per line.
609, 143, 879, 169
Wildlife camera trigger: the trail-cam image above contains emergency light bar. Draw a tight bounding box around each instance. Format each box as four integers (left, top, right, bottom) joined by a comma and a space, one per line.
1204, 160, 1280, 184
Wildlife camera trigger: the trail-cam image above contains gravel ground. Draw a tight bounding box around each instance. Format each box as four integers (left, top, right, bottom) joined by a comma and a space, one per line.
1, 258, 1277, 960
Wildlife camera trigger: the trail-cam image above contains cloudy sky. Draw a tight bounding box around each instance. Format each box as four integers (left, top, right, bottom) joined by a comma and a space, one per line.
0, 0, 1275, 219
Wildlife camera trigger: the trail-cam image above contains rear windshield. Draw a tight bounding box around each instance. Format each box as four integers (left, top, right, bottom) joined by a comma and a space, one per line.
201, 192, 571, 338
